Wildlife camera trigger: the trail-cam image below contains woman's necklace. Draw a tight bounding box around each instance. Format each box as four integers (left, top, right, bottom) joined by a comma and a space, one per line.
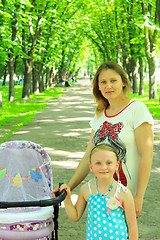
95, 178, 115, 196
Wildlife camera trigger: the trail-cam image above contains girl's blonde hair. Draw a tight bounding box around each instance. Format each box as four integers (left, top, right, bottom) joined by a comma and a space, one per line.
90, 144, 119, 162
92, 62, 130, 116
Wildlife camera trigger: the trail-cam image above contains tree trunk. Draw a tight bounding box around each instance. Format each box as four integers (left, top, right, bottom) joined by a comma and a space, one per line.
22, 59, 32, 99
39, 63, 44, 92
2, 66, 8, 86
0, 90, 2, 108
21, 15, 43, 98
138, 56, 144, 95
148, 55, 157, 99
129, 56, 138, 93
32, 62, 44, 93
156, 0, 160, 27
144, 30, 157, 99
8, 54, 15, 102
50, 68, 55, 87
46, 65, 50, 89
142, 2, 157, 99
32, 63, 39, 94
8, 8, 18, 102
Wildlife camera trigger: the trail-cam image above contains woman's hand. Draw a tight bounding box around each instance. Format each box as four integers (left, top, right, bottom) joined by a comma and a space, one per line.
52, 187, 59, 198
134, 194, 143, 217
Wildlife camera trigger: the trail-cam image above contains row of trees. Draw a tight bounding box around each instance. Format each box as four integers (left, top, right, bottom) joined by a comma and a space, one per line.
0, 0, 160, 106
82, 0, 160, 98
0, 0, 85, 102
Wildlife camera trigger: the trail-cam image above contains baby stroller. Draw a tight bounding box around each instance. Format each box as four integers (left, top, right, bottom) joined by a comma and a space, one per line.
0, 140, 66, 240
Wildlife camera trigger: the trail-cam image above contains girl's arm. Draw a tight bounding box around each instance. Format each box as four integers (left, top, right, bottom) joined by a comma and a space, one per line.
60, 184, 88, 222
122, 189, 138, 240
135, 122, 153, 216
68, 129, 95, 191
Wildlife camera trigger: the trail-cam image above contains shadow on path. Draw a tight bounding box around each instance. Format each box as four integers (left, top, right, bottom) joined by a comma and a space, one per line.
7, 78, 160, 239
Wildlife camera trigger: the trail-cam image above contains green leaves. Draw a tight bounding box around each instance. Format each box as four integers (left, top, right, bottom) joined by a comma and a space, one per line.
0, 0, 159, 99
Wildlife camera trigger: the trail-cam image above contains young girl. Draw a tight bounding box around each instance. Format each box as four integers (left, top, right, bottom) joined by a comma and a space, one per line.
59, 144, 138, 240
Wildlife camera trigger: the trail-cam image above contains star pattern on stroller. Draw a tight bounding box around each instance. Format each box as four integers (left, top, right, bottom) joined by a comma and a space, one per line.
0, 167, 42, 187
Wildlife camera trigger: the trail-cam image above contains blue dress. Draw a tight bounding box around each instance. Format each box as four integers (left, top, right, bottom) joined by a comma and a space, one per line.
86, 180, 128, 240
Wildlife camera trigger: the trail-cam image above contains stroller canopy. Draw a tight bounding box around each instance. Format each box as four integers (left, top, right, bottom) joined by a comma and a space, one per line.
0, 141, 53, 202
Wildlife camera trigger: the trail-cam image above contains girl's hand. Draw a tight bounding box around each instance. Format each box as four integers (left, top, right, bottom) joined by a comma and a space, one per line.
52, 184, 71, 201
59, 184, 71, 200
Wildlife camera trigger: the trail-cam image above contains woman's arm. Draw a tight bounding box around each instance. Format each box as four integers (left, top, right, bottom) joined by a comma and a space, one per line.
134, 122, 153, 216
68, 129, 95, 191
123, 189, 138, 240
60, 184, 87, 222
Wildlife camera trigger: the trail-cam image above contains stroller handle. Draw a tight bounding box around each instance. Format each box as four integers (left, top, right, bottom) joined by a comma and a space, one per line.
0, 189, 67, 209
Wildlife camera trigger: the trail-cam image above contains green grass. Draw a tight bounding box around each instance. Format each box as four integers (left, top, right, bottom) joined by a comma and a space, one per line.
130, 93, 160, 119
130, 80, 160, 119
0, 84, 65, 143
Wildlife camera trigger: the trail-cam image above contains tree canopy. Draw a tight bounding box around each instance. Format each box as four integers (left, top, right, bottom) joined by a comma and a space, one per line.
0, 0, 160, 104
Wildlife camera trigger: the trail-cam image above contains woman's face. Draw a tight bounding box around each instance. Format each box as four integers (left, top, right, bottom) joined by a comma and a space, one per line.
98, 69, 125, 102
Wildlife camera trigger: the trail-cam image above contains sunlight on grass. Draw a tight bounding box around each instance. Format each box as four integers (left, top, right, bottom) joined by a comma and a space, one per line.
0, 85, 65, 143
130, 80, 160, 119
29, 87, 65, 100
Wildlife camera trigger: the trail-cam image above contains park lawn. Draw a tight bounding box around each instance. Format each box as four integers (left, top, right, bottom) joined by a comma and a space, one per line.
130, 79, 160, 119
130, 93, 160, 119
0, 85, 65, 143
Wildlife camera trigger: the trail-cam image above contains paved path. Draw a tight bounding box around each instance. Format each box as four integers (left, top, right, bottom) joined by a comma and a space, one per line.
8, 78, 95, 167
7, 78, 160, 239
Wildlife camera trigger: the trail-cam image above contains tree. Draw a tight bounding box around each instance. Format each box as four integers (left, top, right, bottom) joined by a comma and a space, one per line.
142, 0, 159, 99
20, 0, 49, 98
40, 0, 85, 84
8, 5, 19, 102
0, 89, 2, 108
0, 2, 11, 106
80, 0, 160, 97
0, 0, 160, 102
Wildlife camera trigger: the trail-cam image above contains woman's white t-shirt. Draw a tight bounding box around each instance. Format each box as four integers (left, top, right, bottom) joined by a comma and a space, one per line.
89, 100, 153, 196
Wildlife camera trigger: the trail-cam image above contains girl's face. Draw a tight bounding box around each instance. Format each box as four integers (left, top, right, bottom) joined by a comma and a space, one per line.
98, 69, 125, 102
89, 149, 119, 180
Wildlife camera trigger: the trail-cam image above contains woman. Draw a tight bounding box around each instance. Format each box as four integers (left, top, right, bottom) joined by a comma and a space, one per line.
67, 62, 153, 217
